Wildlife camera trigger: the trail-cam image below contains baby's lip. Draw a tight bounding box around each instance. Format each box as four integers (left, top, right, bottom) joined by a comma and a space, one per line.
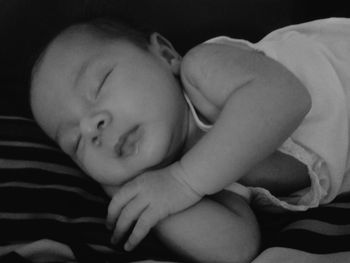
114, 125, 142, 158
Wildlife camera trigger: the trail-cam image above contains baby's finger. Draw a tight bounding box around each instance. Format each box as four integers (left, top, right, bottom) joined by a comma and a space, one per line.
124, 208, 160, 251
111, 196, 148, 245
107, 183, 138, 229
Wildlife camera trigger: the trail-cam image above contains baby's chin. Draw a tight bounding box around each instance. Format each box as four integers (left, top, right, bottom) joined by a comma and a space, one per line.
77, 148, 160, 187
80, 164, 137, 187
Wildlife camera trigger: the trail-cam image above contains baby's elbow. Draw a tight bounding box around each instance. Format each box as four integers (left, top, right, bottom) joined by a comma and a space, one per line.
217, 236, 260, 263
224, 220, 260, 263
191, 227, 260, 263
208, 210, 261, 262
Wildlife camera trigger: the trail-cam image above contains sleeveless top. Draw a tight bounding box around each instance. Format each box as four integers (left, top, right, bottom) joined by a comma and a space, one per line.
185, 18, 350, 211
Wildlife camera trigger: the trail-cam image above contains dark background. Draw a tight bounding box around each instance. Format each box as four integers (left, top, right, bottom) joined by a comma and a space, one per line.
0, 0, 349, 115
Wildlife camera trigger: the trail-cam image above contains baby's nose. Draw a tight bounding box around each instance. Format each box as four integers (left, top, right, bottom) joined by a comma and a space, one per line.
80, 112, 112, 146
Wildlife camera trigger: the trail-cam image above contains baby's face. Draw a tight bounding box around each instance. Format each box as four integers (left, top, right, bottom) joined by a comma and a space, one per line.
31, 28, 188, 186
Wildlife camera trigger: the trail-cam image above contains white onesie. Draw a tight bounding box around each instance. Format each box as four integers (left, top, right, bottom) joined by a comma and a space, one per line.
185, 18, 350, 212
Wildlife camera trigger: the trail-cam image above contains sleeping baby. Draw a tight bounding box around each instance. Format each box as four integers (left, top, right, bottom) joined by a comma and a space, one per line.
30, 17, 350, 263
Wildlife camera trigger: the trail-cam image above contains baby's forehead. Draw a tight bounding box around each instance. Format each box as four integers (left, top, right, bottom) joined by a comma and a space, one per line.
53, 25, 105, 54
32, 27, 100, 108
36, 26, 107, 81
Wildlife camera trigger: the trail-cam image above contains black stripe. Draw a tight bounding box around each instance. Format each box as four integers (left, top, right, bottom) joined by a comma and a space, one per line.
334, 192, 350, 202
0, 168, 107, 197
0, 252, 33, 263
0, 146, 76, 166
257, 205, 350, 229
0, 119, 55, 146
0, 187, 107, 216
272, 229, 350, 253
291, 206, 350, 225
0, 219, 110, 246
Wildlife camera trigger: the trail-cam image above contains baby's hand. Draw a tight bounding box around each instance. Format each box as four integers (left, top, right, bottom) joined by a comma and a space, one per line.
106, 162, 202, 251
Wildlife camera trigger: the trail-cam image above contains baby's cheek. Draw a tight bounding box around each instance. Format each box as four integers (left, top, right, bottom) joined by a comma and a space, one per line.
140, 127, 173, 169
78, 148, 117, 184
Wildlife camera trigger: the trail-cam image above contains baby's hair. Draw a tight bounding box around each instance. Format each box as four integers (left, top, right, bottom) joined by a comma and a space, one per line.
84, 17, 152, 50
28, 17, 153, 105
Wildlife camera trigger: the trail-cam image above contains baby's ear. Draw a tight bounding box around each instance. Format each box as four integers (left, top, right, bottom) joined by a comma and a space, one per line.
149, 32, 181, 74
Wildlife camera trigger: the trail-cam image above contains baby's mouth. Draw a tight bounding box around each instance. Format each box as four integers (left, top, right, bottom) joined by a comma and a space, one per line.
114, 125, 142, 158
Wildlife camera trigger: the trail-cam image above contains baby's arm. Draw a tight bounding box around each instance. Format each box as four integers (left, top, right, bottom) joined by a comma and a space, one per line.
149, 192, 260, 263
105, 185, 260, 263
178, 42, 311, 196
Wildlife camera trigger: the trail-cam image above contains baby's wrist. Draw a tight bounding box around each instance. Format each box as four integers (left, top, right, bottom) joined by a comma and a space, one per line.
169, 161, 204, 198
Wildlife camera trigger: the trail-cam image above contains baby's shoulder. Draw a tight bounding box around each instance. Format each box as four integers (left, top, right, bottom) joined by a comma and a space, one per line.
182, 41, 249, 71
180, 41, 265, 118
181, 40, 266, 83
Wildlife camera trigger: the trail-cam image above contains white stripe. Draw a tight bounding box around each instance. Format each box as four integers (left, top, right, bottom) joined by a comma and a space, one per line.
0, 243, 24, 257
0, 159, 83, 177
0, 241, 113, 259
0, 182, 106, 203
0, 212, 105, 224
323, 202, 350, 209
0, 240, 75, 260
0, 116, 33, 122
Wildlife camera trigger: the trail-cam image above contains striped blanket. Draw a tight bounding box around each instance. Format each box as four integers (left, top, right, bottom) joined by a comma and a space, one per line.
0, 115, 174, 262
1, 115, 350, 262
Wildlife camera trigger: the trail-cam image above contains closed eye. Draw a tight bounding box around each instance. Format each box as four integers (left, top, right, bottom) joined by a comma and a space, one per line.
96, 69, 112, 97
